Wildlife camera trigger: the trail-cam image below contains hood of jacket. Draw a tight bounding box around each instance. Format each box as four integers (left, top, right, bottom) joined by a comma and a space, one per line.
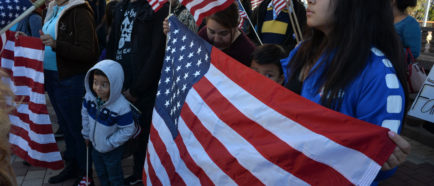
85, 60, 124, 106
44, 0, 92, 39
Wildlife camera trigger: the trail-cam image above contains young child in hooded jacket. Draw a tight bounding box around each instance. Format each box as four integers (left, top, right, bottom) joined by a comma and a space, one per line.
81, 59, 135, 186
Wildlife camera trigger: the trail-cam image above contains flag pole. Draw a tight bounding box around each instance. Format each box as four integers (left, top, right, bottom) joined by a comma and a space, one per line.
0, 0, 45, 35
238, 0, 263, 45
289, 0, 303, 41
286, 0, 300, 44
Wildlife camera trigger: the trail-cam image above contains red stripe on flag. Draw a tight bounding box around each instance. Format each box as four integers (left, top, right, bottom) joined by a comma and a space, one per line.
147, 151, 163, 186
11, 144, 64, 170
194, 77, 353, 185
14, 96, 49, 115
12, 76, 45, 94
180, 103, 265, 186
10, 125, 59, 153
210, 48, 396, 165
149, 125, 187, 186
15, 35, 45, 51
10, 111, 52, 134
174, 132, 215, 186
14, 57, 44, 72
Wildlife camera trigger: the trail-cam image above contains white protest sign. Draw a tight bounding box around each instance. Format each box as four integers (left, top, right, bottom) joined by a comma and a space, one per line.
408, 65, 434, 123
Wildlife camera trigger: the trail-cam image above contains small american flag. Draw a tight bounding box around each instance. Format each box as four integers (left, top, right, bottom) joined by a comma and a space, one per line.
251, 0, 263, 10
147, 0, 168, 12
179, 0, 234, 25
272, 0, 286, 19
236, 0, 247, 29
0, 31, 63, 170
143, 16, 396, 185
0, 0, 32, 29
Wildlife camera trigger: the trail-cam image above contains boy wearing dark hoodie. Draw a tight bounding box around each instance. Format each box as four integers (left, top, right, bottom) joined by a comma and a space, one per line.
81, 60, 135, 186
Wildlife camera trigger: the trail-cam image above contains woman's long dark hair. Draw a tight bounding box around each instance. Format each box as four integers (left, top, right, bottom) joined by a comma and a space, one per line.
287, 0, 408, 111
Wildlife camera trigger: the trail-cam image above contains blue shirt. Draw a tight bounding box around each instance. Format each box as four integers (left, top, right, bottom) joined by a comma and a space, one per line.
281, 46, 406, 183
394, 16, 421, 58
42, 5, 65, 71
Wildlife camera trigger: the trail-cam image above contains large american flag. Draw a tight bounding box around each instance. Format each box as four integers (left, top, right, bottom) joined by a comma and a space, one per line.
143, 16, 396, 185
0, 31, 63, 170
179, 0, 234, 25
0, 0, 32, 29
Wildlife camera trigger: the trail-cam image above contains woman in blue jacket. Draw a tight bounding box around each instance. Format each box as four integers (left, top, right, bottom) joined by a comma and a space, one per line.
282, 0, 411, 184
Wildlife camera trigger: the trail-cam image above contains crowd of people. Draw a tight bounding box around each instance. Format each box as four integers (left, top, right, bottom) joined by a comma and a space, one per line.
5, 0, 423, 185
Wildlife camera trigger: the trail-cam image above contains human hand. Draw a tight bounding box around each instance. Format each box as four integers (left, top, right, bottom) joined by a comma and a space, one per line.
39, 30, 56, 48
15, 31, 28, 39
163, 17, 170, 35
123, 89, 138, 103
381, 131, 411, 170
85, 139, 89, 146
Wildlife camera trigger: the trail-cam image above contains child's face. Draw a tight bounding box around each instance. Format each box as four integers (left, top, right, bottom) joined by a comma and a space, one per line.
250, 60, 284, 85
93, 74, 110, 101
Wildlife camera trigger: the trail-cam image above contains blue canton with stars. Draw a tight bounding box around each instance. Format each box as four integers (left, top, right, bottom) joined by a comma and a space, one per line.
0, 0, 32, 29
155, 16, 212, 138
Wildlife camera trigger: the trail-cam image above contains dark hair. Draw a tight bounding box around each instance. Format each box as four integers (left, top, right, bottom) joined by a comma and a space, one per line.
396, 0, 417, 12
207, 2, 239, 29
252, 44, 286, 75
287, 0, 408, 110
93, 69, 107, 77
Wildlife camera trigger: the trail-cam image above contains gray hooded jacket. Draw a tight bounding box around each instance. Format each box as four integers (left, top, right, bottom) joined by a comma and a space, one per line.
81, 60, 135, 153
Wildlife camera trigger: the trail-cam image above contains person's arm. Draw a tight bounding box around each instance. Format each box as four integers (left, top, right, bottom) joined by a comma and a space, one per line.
54, 7, 98, 63
402, 19, 421, 58
81, 100, 90, 141
354, 56, 410, 180
28, 15, 42, 38
107, 107, 135, 149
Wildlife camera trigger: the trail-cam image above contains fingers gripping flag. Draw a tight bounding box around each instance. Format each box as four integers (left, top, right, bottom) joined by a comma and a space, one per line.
143, 16, 396, 185
0, 0, 33, 29
0, 31, 63, 170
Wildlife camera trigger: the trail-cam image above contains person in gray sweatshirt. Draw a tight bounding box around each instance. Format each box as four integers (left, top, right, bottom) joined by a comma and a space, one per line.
81, 59, 135, 186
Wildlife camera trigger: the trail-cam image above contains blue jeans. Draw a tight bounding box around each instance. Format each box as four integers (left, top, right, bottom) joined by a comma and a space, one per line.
44, 70, 87, 172
92, 146, 124, 186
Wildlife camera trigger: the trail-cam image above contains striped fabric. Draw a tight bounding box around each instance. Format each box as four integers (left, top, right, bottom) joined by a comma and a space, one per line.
147, 0, 168, 12
143, 17, 396, 185
236, 0, 247, 29
179, 0, 235, 25
251, 0, 263, 10
0, 31, 63, 170
271, 0, 286, 19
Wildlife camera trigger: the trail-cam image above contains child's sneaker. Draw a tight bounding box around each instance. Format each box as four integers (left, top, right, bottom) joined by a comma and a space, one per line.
124, 175, 142, 185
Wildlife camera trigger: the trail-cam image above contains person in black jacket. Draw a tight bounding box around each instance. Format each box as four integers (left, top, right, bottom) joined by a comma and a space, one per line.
106, 0, 168, 185
249, 0, 306, 54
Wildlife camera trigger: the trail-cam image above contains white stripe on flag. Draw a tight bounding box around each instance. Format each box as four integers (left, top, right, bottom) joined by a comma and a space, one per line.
205, 64, 381, 185
144, 158, 152, 186
11, 66, 44, 84
148, 140, 171, 185
177, 117, 237, 185
185, 88, 309, 185
16, 104, 51, 124
9, 115, 55, 144
14, 46, 44, 62
192, 0, 228, 22
5, 40, 15, 51
1, 58, 14, 70
152, 110, 201, 185
9, 133, 60, 162
12, 86, 46, 105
